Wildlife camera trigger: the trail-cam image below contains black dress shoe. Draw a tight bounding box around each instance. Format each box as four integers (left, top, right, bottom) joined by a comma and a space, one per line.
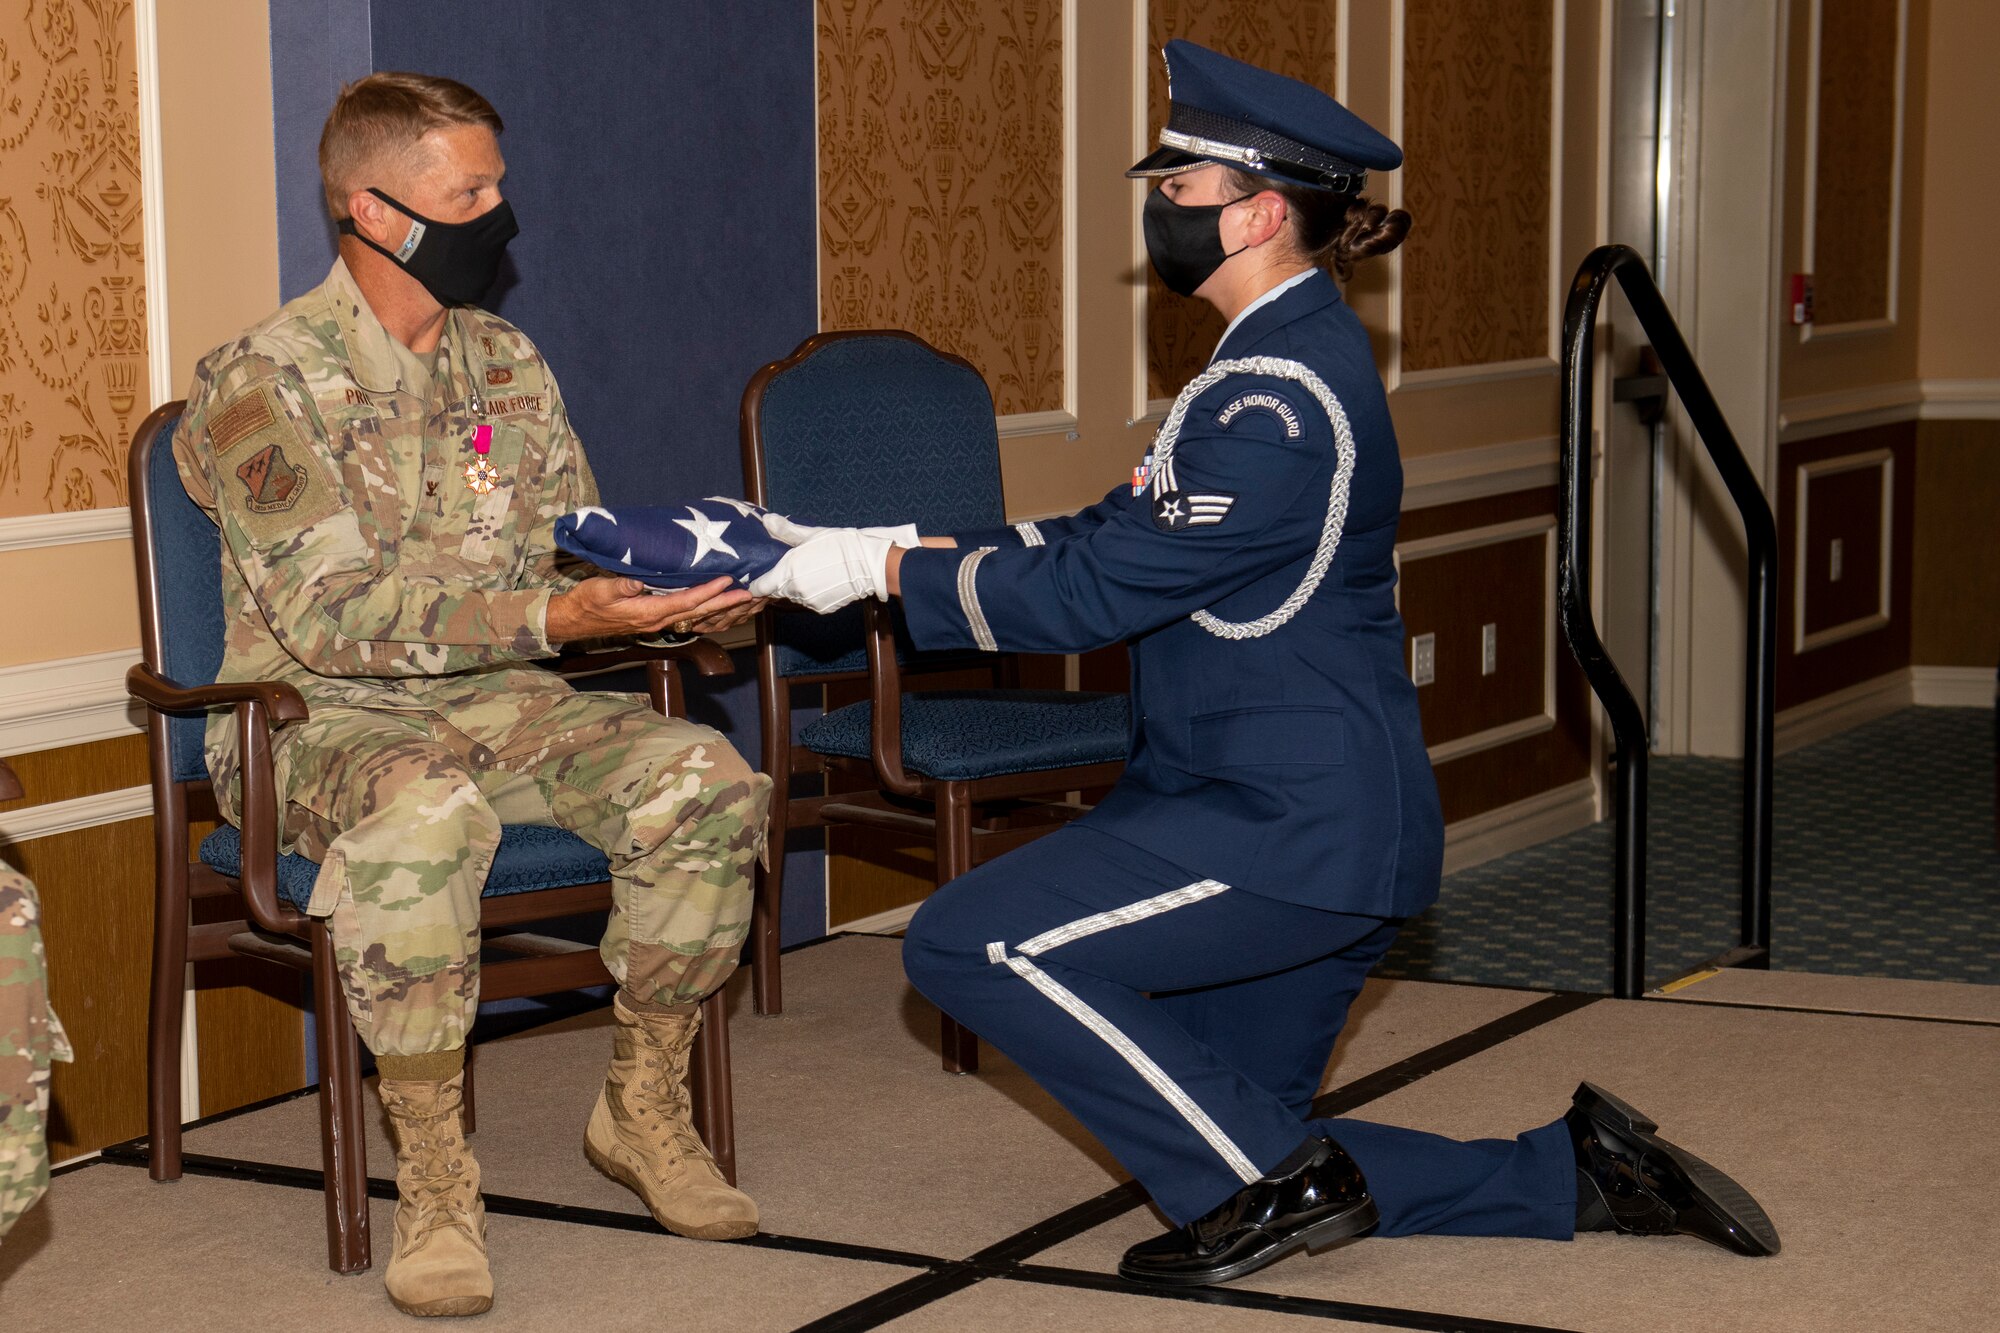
1567, 1081, 1781, 1256
1118, 1136, 1379, 1288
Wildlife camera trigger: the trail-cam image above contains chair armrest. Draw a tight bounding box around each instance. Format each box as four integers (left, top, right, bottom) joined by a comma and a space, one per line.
126, 664, 309, 724
548, 637, 735, 722
126, 664, 303, 934
862, 600, 920, 796
547, 636, 734, 679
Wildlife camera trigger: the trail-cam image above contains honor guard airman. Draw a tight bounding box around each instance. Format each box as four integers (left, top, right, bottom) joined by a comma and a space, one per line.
754, 40, 1780, 1286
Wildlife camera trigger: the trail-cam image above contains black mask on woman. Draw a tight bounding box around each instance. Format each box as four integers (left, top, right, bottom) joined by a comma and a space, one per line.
339, 188, 520, 307
1143, 188, 1256, 297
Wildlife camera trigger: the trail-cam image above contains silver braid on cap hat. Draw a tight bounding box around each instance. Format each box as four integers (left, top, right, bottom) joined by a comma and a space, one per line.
1149, 356, 1355, 640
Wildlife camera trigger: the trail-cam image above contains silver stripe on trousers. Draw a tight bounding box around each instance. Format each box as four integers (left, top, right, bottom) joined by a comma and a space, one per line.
996, 949, 1262, 1185
1015, 880, 1230, 957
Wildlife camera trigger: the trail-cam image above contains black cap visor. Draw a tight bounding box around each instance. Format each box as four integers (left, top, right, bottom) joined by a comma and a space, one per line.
1126, 145, 1213, 178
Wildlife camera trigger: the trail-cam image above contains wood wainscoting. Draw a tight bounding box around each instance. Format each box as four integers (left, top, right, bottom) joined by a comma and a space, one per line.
0, 733, 304, 1160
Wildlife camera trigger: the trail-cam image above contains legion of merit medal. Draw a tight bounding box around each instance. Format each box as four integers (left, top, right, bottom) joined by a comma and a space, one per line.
465, 423, 501, 494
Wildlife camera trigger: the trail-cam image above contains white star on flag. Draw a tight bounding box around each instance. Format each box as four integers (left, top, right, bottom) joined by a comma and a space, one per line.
674, 506, 740, 565
704, 496, 764, 518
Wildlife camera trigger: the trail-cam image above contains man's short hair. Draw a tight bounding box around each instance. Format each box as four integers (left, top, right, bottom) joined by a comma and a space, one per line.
318, 71, 503, 219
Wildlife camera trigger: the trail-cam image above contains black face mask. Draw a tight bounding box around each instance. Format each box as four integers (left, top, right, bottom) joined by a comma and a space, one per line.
1143, 188, 1255, 297
339, 188, 519, 307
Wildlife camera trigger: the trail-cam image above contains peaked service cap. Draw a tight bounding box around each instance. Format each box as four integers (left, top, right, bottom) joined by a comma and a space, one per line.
1127, 39, 1401, 193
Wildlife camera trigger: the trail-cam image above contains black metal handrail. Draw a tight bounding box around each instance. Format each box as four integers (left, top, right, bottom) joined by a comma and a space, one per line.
1558, 244, 1778, 998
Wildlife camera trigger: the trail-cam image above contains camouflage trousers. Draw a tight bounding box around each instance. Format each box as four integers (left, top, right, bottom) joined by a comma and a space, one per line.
239, 693, 769, 1058
1, 864, 70, 1240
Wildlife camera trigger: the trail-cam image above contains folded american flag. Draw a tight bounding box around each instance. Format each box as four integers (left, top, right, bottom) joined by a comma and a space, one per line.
553, 497, 790, 590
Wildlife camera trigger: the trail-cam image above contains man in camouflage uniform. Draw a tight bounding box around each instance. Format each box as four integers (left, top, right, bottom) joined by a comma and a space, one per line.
176, 73, 770, 1316
1, 761, 70, 1243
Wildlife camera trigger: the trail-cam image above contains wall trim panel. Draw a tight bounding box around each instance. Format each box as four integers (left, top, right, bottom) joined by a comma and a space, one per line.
0, 508, 134, 554
0, 650, 144, 757
1387, 0, 1565, 390
1793, 448, 1895, 654
0, 784, 150, 842
1798, 0, 1909, 340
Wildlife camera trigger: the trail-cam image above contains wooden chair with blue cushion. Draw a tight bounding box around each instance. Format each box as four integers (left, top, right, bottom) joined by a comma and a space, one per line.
739, 331, 1130, 1073
126, 401, 739, 1275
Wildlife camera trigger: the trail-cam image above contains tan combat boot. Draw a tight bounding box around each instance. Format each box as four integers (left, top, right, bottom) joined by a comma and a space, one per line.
378, 1072, 494, 1317
583, 995, 758, 1239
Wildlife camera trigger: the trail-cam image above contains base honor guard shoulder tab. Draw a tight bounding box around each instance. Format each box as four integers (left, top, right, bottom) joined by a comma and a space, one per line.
1214, 388, 1305, 440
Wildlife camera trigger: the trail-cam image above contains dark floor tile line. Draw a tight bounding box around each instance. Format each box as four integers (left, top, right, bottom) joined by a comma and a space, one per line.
1310, 993, 1599, 1119
999, 1261, 1589, 1333
1641, 994, 2000, 1028
786, 1266, 986, 1333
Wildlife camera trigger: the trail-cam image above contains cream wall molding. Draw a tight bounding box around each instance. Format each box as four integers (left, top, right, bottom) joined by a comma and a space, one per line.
0, 508, 134, 554
0, 785, 150, 844
1775, 666, 1994, 755
1777, 378, 2000, 442
1401, 436, 1561, 510
1918, 379, 2000, 421
0, 650, 144, 758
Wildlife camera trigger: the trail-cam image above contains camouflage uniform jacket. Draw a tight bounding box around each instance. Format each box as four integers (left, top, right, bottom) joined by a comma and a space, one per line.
176, 258, 599, 764
1, 863, 71, 1240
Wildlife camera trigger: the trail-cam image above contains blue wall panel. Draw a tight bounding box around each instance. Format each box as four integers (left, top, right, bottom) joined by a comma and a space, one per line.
270, 5, 828, 1070
367, 0, 819, 505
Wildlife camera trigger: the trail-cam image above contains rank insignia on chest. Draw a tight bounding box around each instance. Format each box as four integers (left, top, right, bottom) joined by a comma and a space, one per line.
1152, 488, 1235, 531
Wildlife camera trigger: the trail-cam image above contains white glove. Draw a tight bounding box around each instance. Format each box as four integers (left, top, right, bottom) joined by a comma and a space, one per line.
747, 527, 895, 613
760, 512, 921, 549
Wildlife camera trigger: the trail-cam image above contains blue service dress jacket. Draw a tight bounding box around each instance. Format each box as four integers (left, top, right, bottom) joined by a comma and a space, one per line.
897, 269, 1443, 920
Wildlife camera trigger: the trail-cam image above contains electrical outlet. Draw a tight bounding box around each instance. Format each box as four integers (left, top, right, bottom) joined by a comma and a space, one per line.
1829, 538, 1844, 583
1481, 623, 1498, 676
1410, 632, 1436, 686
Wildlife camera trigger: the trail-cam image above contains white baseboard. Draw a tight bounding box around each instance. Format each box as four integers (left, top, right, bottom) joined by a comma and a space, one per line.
0, 649, 144, 757
1910, 665, 1997, 708
834, 901, 922, 937
0, 784, 151, 843
1775, 671, 1914, 755
1442, 777, 1598, 877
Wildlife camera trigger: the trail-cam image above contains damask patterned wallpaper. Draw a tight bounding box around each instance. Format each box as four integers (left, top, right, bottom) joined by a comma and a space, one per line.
1144, 0, 1339, 401
0, 0, 146, 518
1400, 0, 1554, 374
817, 0, 1064, 417
1812, 0, 1900, 326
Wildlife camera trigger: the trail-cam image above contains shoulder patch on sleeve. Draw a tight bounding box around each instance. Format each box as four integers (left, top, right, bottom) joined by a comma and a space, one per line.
1214, 389, 1304, 439
209, 386, 280, 453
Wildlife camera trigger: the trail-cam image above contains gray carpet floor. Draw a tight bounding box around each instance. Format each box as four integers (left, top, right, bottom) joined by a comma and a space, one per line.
1376, 707, 2000, 992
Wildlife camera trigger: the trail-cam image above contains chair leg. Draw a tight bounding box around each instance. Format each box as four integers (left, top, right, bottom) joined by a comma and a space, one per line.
461, 1044, 476, 1136
689, 989, 737, 1185
936, 784, 981, 1075
751, 766, 791, 1017
750, 856, 785, 1017
147, 866, 191, 1182
312, 925, 373, 1274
